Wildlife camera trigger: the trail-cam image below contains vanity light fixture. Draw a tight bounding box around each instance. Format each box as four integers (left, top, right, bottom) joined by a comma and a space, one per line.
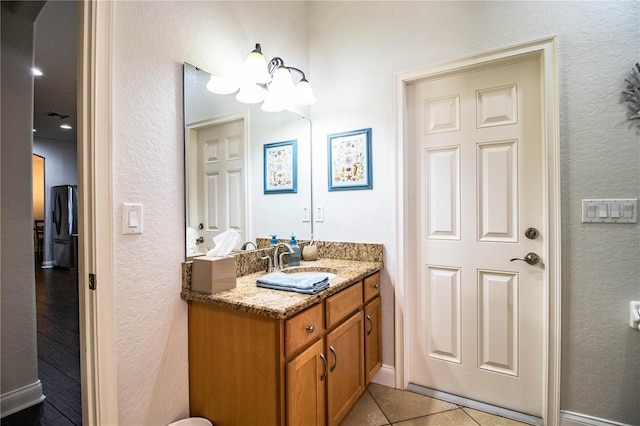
206, 43, 316, 112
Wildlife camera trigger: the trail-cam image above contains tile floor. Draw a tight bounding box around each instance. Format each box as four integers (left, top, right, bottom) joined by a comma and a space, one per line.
341, 383, 530, 426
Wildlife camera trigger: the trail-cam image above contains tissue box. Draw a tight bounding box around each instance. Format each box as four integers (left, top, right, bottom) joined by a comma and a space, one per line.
191, 256, 236, 294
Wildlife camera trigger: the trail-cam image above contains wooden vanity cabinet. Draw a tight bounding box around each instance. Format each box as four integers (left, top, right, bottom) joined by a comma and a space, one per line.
363, 272, 382, 384
325, 310, 365, 426
188, 272, 381, 426
286, 339, 326, 426
188, 303, 284, 425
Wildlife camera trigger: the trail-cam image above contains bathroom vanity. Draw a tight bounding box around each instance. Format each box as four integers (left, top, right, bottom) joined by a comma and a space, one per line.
181, 243, 383, 426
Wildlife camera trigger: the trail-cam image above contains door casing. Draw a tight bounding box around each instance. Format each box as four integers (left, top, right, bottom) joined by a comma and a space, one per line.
78, 0, 118, 424
394, 37, 561, 425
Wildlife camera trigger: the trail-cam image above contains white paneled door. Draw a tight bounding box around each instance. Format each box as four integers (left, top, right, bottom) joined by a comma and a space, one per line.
195, 118, 246, 248
407, 58, 544, 417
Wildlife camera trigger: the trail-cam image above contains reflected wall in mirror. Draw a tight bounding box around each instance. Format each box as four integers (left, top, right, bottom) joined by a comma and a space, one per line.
184, 63, 312, 259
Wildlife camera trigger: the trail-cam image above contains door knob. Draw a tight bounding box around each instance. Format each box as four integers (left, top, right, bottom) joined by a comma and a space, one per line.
524, 227, 539, 240
510, 252, 540, 265
196, 236, 204, 244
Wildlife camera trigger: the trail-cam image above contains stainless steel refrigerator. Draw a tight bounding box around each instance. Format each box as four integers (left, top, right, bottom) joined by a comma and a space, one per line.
52, 185, 78, 270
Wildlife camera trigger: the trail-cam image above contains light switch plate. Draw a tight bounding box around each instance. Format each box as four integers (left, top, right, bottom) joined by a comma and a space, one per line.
582, 199, 637, 223
122, 203, 143, 234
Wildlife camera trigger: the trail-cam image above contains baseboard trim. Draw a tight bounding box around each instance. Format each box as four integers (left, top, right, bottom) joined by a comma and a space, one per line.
0, 380, 45, 418
370, 364, 396, 388
560, 410, 634, 426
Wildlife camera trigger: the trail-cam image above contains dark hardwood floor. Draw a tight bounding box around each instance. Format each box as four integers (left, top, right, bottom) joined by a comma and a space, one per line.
2, 261, 82, 426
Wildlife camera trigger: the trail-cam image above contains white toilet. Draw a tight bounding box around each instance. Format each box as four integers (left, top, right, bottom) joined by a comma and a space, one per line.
168, 417, 212, 426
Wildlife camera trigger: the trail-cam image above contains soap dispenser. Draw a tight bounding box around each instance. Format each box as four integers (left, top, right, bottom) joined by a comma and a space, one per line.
269, 235, 278, 247
288, 234, 301, 266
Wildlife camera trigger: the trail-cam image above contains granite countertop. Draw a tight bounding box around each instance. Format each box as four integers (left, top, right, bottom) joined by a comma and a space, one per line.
181, 258, 383, 320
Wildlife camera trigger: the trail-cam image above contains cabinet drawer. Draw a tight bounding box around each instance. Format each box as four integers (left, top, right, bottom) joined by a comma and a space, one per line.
285, 303, 324, 357
325, 282, 363, 329
363, 272, 380, 303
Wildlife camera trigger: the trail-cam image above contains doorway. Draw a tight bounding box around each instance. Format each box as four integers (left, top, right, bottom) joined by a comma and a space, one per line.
395, 38, 561, 425
32, 153, 81, 426
32, 1, 81, 423
33, 154, 45, 259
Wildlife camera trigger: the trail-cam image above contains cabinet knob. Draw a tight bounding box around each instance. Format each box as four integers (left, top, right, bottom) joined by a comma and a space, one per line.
372, 284, 379, 289
305, 324, 315, 334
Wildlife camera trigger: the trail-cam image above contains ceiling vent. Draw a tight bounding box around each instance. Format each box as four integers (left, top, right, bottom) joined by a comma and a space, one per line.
43, 111, 70, 119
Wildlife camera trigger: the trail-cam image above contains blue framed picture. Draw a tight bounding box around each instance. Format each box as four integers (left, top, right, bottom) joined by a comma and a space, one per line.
264, 140, 297, 194
328, 128, 372, 191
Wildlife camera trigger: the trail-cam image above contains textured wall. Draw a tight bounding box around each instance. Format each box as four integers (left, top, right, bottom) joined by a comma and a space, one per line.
308, 1, 639, 424
0, 4, 43, 415
558, 2, 640, 420
111, 2, 309, 424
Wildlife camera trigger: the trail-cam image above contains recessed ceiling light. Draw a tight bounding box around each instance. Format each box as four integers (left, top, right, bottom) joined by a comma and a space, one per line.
60, 124, 72, 130
32, 68, 43, 76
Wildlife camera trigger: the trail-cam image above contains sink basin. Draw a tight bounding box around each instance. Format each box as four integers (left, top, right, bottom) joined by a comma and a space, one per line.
281, 267, 339, 278
282, 270, 338, 279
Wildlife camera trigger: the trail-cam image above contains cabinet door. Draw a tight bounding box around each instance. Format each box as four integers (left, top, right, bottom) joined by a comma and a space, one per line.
286, 339, 326, 426
364, 296, 382, 384
326, 311, 365, 426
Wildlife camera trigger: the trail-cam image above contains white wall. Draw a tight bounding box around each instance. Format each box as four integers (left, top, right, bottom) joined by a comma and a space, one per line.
109, 1, 638, 424
111, 2, 309, 423
33, 138, 77, 267
308, 1, 639, 424
0, 3, 45, 417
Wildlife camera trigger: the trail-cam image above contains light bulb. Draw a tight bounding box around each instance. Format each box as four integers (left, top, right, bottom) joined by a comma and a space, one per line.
206, 75, 239, 95
261, 92, 286, 112
268, 67, 295, 104
235, 82, 266, 104
294, 79, 316, 105
242, 46, 271, 84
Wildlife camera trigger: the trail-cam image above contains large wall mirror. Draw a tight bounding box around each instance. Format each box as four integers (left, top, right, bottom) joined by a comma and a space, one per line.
184, 63, 312, 259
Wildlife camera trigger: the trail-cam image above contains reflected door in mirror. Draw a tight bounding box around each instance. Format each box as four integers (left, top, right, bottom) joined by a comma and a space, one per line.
189, 117, 246, 251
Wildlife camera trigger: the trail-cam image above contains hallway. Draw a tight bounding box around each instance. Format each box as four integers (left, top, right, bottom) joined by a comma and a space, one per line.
35, 264, 82, 425
2, 265, 82, 426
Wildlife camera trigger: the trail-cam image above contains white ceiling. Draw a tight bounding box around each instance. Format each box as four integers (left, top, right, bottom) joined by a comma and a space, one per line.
33, 0, 77, 143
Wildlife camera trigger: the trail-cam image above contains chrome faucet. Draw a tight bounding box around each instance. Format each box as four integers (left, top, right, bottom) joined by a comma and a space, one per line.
241, 241, 257, 250
260, 256, 274, 273
273, 243, 292, 270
